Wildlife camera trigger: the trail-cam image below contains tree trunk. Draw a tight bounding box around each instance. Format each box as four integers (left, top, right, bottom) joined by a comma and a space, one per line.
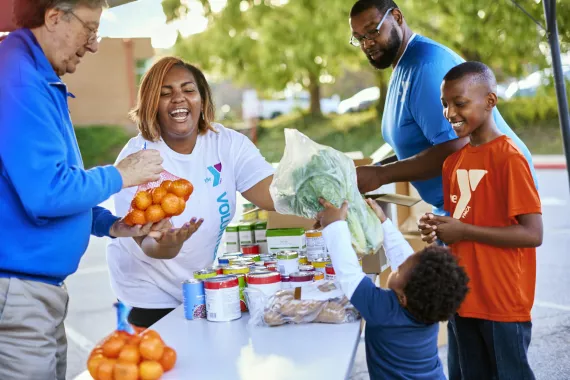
308, 71, 322, 117
375, 71, 389, 116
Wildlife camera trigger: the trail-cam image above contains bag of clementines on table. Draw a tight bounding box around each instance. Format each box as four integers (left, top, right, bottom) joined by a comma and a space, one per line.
124, 170, 194, 226
87, 302, 177, 380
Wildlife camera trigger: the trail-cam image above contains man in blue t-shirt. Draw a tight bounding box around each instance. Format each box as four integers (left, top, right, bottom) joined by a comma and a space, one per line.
348, 1, 537, 377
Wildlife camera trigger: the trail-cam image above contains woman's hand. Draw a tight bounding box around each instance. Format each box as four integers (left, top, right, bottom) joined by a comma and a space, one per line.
152, 218, 204, 247
136, 218, 204, 260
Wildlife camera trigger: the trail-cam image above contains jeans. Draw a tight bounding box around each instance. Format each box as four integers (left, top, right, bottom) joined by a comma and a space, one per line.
447, 316, 462, 380
454, 314, 535, 380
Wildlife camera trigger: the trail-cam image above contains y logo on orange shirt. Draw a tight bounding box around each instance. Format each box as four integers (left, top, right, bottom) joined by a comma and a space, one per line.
451, 169, 488, 219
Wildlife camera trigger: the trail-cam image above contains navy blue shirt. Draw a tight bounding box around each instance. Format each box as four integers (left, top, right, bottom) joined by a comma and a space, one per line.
382, 34, 537, 209
351, 277, 445, 380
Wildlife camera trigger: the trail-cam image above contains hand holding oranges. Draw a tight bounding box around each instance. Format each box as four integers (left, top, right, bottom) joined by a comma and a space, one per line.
87, 329, 176, 380
125, 179, 193, 226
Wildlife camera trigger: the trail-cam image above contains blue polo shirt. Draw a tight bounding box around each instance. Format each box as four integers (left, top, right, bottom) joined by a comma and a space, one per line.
382, 34, 537, 209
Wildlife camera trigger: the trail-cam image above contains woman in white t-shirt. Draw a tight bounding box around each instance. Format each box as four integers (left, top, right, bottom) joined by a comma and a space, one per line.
107, 57, 275, 328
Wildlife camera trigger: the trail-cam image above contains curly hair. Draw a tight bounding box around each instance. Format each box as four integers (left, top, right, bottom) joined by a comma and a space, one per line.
14, 0, 107, 29
404, 245, 469, 324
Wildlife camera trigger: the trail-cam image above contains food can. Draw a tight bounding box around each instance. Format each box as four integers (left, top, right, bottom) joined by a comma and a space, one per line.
289, 271, 314, 288
236, 274, 248, 312
306, 230, 326, 261
313, 271, 325, 281
230, 257, 255, 267
259, 254, 274, 262
247, 272, 282, 298
325, 264, 336, 280
217, 257, 231, 267
280, 275, 291, 289
298, 255, 308, 265
263, 260, 278, 267
182, 279, 206, 320
299, 264, 315, 272
241, 253, 261, 262
311, 258, 328, 274
266, 263, 278, 272
241, 244, 260, 255
193, 269, 217, 281
211, 265, 225, 275
250, 267, 271, 274
223, 265, 249, 275
276, 251, 299, 276
203, 275, 241, 322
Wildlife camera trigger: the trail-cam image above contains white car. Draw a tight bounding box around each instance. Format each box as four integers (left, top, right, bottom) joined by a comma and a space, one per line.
337, 87, 380, 114
505, 66, 570, 99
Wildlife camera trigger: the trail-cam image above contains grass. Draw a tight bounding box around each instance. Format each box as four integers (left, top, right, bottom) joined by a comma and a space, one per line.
75, 125, 135, 168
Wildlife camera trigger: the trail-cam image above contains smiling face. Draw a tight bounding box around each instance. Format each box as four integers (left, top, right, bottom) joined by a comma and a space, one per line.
350, 7, 403, 70
46, 5, 102, 76
157, 65, 203, 141
440, 76, 497, 139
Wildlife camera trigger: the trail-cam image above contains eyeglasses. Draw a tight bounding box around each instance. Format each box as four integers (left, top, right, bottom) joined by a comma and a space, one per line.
350, 7, 394, 47
68, 10, 101, 45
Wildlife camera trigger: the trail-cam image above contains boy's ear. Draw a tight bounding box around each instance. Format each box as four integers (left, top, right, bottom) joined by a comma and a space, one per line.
486, 92, 498, 110
396, 291, 407, 307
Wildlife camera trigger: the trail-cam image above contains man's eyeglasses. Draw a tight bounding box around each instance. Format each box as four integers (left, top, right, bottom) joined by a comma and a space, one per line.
68, 11, 101, 45
350, 7, 394, 47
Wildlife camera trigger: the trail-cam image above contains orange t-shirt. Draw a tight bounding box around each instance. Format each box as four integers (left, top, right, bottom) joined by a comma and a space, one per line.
443, 135, 541, 322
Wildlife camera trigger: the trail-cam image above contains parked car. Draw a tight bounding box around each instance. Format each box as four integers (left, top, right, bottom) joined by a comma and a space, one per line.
505, 66, 570, 99
337, 87, 380, 114
246, 91, 340, 120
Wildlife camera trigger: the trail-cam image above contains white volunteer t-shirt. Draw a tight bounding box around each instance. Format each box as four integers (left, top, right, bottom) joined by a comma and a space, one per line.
106, 124, 274, 308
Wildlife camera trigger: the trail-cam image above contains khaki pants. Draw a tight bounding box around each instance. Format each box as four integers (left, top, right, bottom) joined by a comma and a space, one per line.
0, 277, 69, 380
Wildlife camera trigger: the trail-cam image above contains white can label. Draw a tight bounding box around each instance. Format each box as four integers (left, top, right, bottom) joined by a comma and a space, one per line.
278, 258, 299, 276
205, 286, 241, 322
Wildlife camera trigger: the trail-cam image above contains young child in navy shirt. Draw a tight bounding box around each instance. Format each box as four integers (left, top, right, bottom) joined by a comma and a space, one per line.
317, 198, 469, 379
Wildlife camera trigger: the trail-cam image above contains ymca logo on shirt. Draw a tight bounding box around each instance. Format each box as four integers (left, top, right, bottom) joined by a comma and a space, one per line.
450, 169, 488, 219
205, 163, 222, 187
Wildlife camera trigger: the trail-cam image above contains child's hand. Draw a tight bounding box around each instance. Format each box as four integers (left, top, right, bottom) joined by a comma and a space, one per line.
430, 215, 466, 245
316, 198, 348, 229
418, 213, 438, 244
365, 198, 387, 223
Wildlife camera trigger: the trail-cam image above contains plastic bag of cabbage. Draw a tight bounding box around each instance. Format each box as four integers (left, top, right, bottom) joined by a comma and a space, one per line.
270, 128, 383, 255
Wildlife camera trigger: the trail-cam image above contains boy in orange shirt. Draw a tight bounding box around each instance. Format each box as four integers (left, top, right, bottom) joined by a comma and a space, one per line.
419, 61, 543, 380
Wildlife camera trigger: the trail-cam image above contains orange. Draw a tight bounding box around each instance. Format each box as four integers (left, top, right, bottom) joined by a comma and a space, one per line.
159, 346, 177, 372
118, 344, 141, 364
103, 336, 126, 359
173, 197, 186, 216
97, 358, 117, 380
90, 346, 104, 358
114, 361, 139, 380
126, 209, 147, 226
160, 180, 173, 192
161, 193, 180, 216
127, 334, 141, 346
151, 187, 168, 205
140, 330, 162, 342
133, 191, 152, 211
145, 205, 166, 224
170, 179, 193, 199
139, 361, 164, 380
87, 353, 105, 378
139, 336, 164, 361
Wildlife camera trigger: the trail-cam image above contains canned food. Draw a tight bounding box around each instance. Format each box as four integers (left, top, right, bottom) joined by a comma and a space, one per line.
313, 271, 325, 281
298, 255, 308, 265
306, 230, 326, 261
325, 264, 336, 280
263, 260, 278, 267
266, 263, 278, 272
182, 279, 206, 320
242, 254, 261, 262
289, 271, 314, 288
217, 257, 231, 267
240, 244, 260, 255
276, 251, 299, 276
223, 265, 249, 275
299, 264, 315, 272
193, 269, 217, 280
236, 274, 248, 312
259, 254, 274, 262
230, 257, 255, 267
250, 267, 271, 274
280, 275, 291, 289
204, 275, 241, 322
247, 272, 282, 297
211, 265, 225, 275
311, 258, 328, 274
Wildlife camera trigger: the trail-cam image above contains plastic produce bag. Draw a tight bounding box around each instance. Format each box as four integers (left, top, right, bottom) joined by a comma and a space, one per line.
125, 146, 194, 226
270, 128, 383, 255
245, 281, 360, 327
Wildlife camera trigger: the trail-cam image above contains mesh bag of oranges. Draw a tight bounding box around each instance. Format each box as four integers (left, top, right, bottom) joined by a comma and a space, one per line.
125, 170, 194, 226
87, 303, 177, 380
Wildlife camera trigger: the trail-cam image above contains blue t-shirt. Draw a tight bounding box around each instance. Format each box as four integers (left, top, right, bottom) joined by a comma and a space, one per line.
382, 34, 538, 209
350, 277, 445, 380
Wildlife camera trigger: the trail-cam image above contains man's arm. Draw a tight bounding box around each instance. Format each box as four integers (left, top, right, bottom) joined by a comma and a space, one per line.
92, 206, 120, 238
357, 138, 468, 193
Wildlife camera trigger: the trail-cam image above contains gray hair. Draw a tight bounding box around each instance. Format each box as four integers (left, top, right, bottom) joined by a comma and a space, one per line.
14, 0, 108, 29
